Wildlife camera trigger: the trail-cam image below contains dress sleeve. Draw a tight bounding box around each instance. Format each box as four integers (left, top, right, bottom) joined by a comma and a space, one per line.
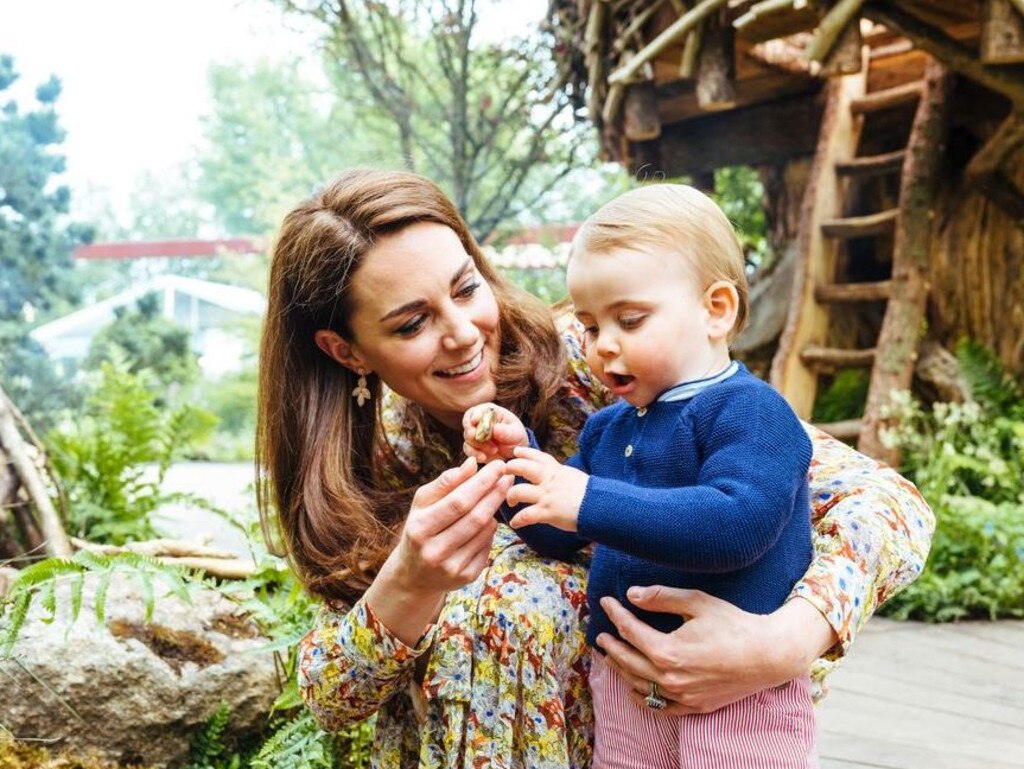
790, 425, 935, 657
298, 593, 436, 731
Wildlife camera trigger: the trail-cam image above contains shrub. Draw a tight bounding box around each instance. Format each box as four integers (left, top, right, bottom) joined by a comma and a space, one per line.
880, 341, 1024, 621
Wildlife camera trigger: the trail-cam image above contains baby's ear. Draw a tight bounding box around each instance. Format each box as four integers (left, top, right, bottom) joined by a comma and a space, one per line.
704, 281, 739, 341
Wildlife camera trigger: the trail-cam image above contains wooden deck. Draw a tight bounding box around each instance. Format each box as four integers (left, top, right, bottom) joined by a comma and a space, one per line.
818, 618, 1024, 768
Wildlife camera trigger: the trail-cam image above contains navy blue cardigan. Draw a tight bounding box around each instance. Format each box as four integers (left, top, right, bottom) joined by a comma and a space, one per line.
504, 364, 814, 647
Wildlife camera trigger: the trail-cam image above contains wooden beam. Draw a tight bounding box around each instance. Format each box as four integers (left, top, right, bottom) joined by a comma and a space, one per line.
813, 418, 863, 440
771, 72, 866, 418
820, 208, 899, 238
865, 3, 1024, 107
609, 0, 730, 85
849, 81, 923, 114
623, 80, 662, 140
835, 149, 906, 177
859, 61, 953, 463
815, 279, 893, 302
818, 1, 864, 77
0, 390, 71, 558
806, 0, 866, 65
800, 345, 877, 370
965, 111, 1024, 224
696, 11, 737, 110
982, 0, 1024, 64
655, 89, 823, 176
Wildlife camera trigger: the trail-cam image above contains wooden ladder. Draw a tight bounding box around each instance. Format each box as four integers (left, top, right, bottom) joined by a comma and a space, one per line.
771, 46, 952, 464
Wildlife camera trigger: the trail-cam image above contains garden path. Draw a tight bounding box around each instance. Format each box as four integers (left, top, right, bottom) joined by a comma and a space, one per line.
818, 617, 1024, 768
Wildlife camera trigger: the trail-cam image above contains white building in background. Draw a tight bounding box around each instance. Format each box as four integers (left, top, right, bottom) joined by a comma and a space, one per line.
30, 274, 266, 378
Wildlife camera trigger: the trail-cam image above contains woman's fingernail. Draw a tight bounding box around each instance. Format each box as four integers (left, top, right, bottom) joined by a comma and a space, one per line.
627, 586, 647, 600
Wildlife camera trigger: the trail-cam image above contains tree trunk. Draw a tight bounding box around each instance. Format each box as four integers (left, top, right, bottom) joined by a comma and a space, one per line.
928, 146, 1024, 376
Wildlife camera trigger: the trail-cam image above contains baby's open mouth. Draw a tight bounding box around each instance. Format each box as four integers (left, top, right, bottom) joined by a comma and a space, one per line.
609, 373, 635, 387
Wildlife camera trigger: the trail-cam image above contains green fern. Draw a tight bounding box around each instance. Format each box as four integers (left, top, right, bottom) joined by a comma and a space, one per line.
955, 338, 1024, 415
186, 701, 235, 769
0, 551, 195, 656
251, 710, 340, 769
46, 360, 217, 545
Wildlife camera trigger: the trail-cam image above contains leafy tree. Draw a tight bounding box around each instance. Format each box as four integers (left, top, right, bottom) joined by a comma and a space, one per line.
85, 294, 200, 391
0, 54, 91, 426
271, 0, 586, 241
198, 58, 366, 236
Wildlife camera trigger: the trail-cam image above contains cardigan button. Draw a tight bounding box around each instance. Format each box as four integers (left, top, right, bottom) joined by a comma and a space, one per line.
637, 407, 647, 417
624, 444, 633, 457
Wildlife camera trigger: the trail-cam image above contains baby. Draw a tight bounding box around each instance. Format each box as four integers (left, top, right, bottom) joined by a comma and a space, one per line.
464, 185, 818, 768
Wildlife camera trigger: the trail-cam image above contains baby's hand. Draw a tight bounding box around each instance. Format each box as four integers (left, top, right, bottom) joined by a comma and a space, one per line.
463, 403, 529, 463
505, 446, 587, 532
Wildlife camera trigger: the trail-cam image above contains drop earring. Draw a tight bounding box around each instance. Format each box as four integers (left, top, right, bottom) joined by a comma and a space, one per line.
352, 370, 371, 407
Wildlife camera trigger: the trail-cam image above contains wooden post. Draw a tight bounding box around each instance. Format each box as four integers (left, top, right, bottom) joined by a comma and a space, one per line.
817, 1, 863, 76
0, 390, 71, 558
858, 61, 953, 463
623, 80, 662, 140
696, 11, 736, 111
982, 0, 1024, 65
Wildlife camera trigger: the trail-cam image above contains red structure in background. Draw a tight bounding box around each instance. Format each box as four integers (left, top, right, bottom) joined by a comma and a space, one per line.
73, 239, 263, 260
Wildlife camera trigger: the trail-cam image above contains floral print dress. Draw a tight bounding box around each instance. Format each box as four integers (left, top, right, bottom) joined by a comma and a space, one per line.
298, 321, 934, 769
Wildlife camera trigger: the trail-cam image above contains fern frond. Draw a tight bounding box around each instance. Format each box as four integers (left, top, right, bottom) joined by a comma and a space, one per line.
956, 339, 1024, 412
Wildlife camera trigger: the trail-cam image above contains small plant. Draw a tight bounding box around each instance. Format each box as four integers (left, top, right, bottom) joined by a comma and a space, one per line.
46, 360, 216, 544
0, 550, 194, 656
879, 340, 1024, 621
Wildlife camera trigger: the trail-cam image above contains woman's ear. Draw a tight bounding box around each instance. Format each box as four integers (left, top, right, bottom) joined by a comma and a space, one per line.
314, 329, 369, 374
704, 281, 740, 341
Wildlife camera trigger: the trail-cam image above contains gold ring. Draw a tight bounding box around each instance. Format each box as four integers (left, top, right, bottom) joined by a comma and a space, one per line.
645, 681, 667, 710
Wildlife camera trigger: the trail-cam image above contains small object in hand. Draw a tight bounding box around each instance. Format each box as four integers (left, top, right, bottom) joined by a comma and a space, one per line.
645, 681, 667, 710
474, 407, 496, 442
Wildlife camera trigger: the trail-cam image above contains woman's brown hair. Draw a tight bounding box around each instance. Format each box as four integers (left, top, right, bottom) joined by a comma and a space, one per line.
257, 167, 565, 604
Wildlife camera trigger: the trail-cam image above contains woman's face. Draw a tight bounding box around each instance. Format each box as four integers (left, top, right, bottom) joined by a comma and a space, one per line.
343, 222, 501, 429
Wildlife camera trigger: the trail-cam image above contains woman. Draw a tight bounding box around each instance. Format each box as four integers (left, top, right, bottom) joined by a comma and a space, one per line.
257, 167, 934, 769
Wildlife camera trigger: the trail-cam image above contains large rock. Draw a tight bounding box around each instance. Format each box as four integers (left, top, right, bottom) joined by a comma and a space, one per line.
1, 573, 280, 767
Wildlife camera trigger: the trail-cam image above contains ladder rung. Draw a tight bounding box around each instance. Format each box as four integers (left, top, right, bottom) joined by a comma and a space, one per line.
815, 280, 893, 303
800, 345, 876, 370
835, 150, 906, 178
821, 209, 899, 239
850, 81, 924, 115
813, 418, 863, 440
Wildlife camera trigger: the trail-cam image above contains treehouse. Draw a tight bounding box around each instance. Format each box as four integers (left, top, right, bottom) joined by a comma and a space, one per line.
552, 0, 1024, 462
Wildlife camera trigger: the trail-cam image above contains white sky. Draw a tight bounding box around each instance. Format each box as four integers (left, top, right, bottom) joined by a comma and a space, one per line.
0, 0, 545, 222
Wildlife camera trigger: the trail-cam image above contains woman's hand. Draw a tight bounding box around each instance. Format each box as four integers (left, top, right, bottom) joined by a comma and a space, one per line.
365, 456, 513, 645
595, 586, 837, 715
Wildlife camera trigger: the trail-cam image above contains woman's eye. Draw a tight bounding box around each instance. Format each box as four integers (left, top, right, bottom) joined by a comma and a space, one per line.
456, 281, 480, 299
583, 325, 598, 338
396, 315, 426, 336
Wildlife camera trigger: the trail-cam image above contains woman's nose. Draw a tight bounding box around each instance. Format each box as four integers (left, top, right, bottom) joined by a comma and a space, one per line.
442, 308, 478, 349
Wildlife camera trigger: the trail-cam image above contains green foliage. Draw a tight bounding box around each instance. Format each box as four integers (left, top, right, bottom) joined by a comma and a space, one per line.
198, 58, 363, 236
812, 369, 868, 424
85, 295, 201, 391
713, 166, 768, 269
46, 361, 216, 543
499, 266, 567, 306
273, 0, 587, 241
879, 341, 1024, 621
0, 53, 91, 429
0, 550, 194, 657
186, 702, 242, 769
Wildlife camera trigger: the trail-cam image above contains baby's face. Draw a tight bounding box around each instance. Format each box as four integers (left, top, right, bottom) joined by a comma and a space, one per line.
567, 247, 731, 408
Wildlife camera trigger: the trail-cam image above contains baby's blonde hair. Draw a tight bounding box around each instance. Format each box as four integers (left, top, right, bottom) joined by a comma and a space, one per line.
571, 184, 749, 339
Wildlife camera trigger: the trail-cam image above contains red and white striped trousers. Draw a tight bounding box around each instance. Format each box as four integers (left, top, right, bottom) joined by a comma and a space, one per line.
590, 652, 819, 769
